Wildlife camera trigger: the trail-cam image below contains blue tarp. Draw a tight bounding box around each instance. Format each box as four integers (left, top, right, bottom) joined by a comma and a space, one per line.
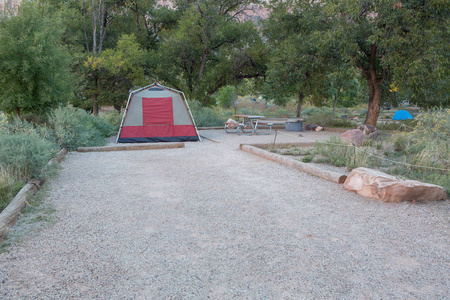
392, 110, 414, 120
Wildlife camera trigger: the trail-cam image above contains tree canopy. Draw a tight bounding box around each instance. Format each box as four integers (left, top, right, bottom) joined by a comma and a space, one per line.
264, 0, 449, 124
0, 1, 72, 117
0, 0, 448, 121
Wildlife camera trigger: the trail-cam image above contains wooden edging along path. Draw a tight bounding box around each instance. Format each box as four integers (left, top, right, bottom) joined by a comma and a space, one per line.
77, 142, 185, 152
0, 148, 68, 242
240, 144, 347, 184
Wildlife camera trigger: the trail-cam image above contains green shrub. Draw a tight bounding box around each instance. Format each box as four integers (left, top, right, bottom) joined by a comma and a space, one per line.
302, 155, 313, 163
376, 120, 417, 131
305, 110, 354, 128
392, 134, 408, 152
189, 100, 224, 127
0, 166, 24, 211
99, 110, 124, 132
0, 131, 58, 182
215, 86, 238, 108
48, 107, 113, 150
301, 107, 329, 117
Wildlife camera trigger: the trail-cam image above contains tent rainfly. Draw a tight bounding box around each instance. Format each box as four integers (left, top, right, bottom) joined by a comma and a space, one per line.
392, 110, 414, 121
116, 84, 201, 143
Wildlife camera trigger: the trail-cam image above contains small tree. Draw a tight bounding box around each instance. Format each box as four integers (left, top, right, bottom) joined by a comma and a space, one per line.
0, 1, 72, 117
87, 34, 147, 111
215, 86, 238, 113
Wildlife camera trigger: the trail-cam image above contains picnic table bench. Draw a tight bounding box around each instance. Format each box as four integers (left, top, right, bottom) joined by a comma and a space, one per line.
224, 115, 273, 135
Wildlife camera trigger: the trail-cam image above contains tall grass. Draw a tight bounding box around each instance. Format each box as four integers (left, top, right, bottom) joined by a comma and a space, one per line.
314, 137, 379, 170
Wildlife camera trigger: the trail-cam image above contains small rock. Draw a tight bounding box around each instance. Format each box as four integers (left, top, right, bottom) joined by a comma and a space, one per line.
358, 124, 378, 135
368, 131, 380, 140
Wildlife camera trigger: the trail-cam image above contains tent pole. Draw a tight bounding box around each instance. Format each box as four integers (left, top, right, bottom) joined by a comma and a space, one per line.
181, 90, 202, 142
116, 91, 134, 143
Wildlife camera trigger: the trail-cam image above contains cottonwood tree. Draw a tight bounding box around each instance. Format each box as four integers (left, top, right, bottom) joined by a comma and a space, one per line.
325, 0, 449, 124
0, 1, 72, 117
93, 34, 147, 111
152, 0, 266, 105
264, 0, 331, 117
81, 0, 120, 115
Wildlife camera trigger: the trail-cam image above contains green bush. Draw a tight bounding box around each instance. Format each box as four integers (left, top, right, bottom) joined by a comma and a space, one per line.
305, 110, 354, 128
48, 107, 114, 150
0, 130, 58, 182
189, 100, 224, 127
392, 134, 408, 152
99, 110, 124, 132
377, 119, 417, 131
215, 86, 238, 108
0, 166, 24, 211
240, 107, 261, 116
302, 155, 313, 163
301, 107, 329, 117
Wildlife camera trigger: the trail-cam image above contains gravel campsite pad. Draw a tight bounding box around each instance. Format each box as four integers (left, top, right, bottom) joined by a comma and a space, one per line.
0, 130, 449, 299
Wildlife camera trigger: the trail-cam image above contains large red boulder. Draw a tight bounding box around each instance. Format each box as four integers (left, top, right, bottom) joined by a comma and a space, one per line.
341, 129, 364, 146
344, 167, 447, 202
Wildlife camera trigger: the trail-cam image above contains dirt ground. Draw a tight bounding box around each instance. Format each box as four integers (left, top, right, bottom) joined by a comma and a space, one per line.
0, 129, 448, 299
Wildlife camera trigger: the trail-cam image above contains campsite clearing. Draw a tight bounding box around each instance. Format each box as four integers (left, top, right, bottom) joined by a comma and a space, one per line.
0, 130, 449, 299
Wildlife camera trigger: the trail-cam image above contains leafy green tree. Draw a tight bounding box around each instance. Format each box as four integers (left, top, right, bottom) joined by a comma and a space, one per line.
264, 0, 331, 117
264, 1, 448, 124
152, 0, 266, 105
215, 86, 238, 113
326, 67, 362, 117
325, 0, 449, 125
116, 0, 178, 50
95, 34, 147, 110
0, 1, 73, 117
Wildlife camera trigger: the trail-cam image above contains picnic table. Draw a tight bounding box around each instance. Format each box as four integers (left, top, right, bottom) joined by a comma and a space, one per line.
224, 115, 273, 135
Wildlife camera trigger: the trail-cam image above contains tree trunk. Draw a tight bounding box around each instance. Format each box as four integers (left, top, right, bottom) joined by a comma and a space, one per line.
333, 88, 340, 118
14, 107, 20, 118
92, 72, 99, 116
193, 50, 208, 97
364, 77, 382, 126
92, 94, 99, 116
362, 44, 385, 126
296, 92, 304, 118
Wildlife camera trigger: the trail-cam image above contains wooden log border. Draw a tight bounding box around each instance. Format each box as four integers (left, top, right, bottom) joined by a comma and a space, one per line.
77, 142, 185, 152
240, 144, 347, 184
0, 148, 68, 242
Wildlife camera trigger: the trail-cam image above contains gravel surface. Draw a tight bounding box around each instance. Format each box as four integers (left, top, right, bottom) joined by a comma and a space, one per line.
1, 130, 449, 299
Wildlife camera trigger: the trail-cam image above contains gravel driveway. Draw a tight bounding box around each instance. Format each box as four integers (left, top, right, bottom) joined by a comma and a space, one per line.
1, 130, 449, 299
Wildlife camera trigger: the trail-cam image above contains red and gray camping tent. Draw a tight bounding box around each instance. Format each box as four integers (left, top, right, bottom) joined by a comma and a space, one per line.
116, 83, 201, 143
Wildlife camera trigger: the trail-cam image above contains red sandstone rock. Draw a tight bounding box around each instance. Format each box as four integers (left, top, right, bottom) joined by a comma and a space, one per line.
344, 167, 447, 202
341, 129, 364, 146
